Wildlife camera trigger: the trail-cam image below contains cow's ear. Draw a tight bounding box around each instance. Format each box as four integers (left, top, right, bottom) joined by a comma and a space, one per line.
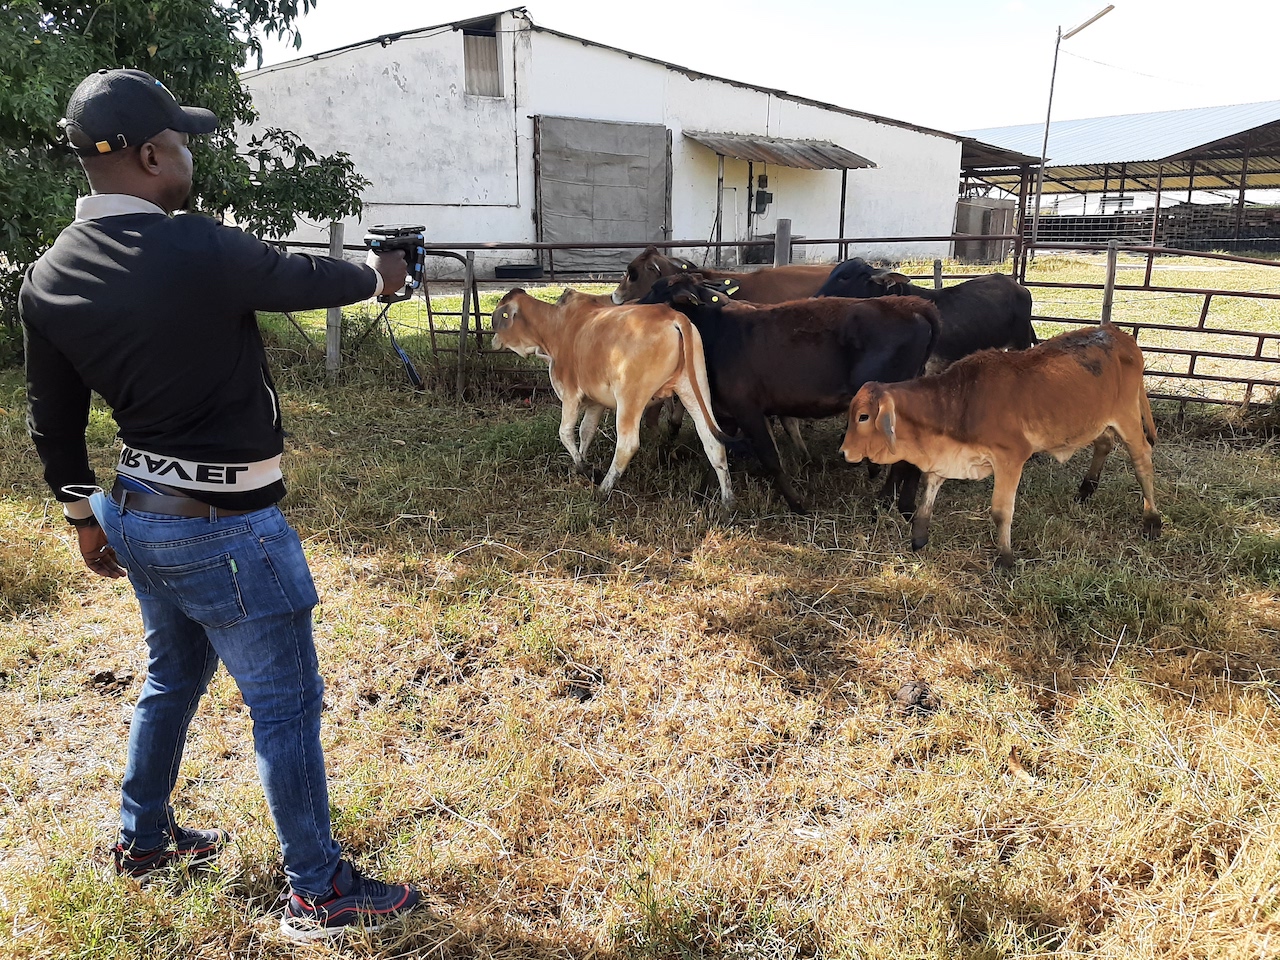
876, 395, 897, 453
492, 304, 512, 329
877, 271, 912, 288
672, 289, 702, 306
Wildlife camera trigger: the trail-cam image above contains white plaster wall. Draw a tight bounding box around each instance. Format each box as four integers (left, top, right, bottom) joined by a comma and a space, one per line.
240, 17, 959, 276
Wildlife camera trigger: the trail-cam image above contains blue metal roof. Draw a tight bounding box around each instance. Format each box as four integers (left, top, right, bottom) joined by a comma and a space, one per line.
962, 100, 1280, 166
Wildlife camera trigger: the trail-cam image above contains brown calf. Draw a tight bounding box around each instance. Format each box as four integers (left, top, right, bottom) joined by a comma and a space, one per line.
491, 289, 734, 508
839, 322, 1161, 568
612, 245, 833, 305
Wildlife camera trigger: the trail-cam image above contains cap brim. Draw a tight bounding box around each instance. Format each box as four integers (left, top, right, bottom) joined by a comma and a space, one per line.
174, 106, 219, 135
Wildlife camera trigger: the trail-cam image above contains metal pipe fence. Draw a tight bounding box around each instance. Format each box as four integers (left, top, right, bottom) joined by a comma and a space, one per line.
276, 226, 1279, 409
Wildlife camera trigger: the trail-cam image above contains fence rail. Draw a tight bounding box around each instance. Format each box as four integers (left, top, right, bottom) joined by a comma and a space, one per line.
281, 226, 1279, 408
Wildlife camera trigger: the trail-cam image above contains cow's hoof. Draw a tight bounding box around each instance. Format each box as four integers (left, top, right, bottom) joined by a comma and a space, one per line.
1076, 478, 1099, 502
1143, 515, 1163, 540
995, 552, 1017, 570
910, 536, 929, 551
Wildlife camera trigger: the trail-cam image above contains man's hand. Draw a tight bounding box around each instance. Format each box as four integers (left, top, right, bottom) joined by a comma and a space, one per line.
372, 251, 408, 296
77, 524, 126, 578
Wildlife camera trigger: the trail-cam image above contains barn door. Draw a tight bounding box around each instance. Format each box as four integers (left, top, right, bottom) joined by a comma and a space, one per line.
535, 116, 671, 273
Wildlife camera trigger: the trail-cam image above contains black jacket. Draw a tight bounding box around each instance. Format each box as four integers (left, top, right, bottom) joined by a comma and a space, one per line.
21, 207, 376, 510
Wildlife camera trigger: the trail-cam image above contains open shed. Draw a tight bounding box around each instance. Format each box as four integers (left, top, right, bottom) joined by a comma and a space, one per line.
960, 101, 1280, 264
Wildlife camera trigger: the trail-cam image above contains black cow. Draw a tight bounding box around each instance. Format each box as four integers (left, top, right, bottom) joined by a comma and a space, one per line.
641, 274, 939, 513
816, 257, 1036, 514
815, 257, 1035, 371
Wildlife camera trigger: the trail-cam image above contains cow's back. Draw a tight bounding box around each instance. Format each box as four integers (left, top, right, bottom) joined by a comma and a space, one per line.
906, 324, 1144, 449
731, 264, 835, 303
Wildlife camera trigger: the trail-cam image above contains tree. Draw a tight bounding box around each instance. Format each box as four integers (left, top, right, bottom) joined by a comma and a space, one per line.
0, 0, 370, 362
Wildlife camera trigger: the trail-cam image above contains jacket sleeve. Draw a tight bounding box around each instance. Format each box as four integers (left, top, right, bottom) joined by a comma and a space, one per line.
212, 222, 379, 313
23, 315, 96, 506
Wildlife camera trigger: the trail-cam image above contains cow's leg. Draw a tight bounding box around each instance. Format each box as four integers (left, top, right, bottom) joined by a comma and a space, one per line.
781, 417, 810, 461
1077, 430, 1115, 502
742, 411, 806, 513
879, 461, 922, 519
1112, 417, 1162, 540
599, 399, 644, 498
990, 460, 1026, 569
674, 383, 734, 510
910, 472, 946, 551
578, 403, 606, 460
557, 396, 586, 473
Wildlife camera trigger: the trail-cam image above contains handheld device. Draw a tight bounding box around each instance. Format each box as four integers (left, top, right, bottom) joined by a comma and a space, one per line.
361, 224, 427, 388
364, 224, 426, 303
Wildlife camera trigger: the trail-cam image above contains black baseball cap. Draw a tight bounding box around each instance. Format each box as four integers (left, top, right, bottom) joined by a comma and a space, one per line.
59, 69, 219, 157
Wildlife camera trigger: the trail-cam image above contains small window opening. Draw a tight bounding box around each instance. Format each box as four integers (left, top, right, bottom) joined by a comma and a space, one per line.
463, 19, 501, 97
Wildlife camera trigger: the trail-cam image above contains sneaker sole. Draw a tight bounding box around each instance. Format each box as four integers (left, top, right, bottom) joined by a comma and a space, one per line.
279, 913, 407, 942
116, 848, 226, 882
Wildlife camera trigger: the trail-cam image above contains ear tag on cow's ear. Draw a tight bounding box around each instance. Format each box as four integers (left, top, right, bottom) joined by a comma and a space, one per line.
711, 295, 719, 302
681, 263, 688, 270
726, 285, 739, 296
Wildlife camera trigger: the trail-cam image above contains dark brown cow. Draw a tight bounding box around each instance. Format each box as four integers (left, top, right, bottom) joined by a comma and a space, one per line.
839, 321, 1161, 569
491, 289, 733, 507
642, 274, 939, 513
612, 245, 834, 305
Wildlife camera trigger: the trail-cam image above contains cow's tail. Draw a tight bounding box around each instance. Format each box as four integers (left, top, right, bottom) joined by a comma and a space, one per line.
1140, 386, 1157, 447
673, 316, 730, 443
915, 300, 943, 376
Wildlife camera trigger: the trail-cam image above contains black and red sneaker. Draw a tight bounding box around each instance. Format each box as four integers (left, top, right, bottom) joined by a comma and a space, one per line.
113, 826, 230, 880
281, 860, 420, 940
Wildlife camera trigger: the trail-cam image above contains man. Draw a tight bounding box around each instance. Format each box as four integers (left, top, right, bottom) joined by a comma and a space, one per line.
21, 68, 419, 941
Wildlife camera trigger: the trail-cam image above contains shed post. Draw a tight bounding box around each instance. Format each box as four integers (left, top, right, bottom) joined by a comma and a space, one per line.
1101, 238, 1119, 325
325, 221, 344, 377
1145, 164, 1164, 287
1013, 164, 1030, 280
715, 154, 724, 267
1234, 133, 1253, 244
774, 218, 792, 267
933, 259, 943, 291
838, 168, 849, 261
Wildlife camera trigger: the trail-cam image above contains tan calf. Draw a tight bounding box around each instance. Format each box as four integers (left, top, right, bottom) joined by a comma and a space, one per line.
491, 289, 733, 508
839, 323, 1161, 568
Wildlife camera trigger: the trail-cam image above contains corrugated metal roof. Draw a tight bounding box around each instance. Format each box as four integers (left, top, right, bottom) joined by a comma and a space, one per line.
961, 100, 1280, 166
960, 137, 1041, 170
683, 131, 875, 170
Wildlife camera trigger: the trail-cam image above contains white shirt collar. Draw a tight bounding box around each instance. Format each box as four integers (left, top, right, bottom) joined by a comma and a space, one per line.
74, 194, 169, 222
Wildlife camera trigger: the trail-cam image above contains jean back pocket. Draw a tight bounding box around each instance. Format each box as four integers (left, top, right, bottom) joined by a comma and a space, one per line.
151, 554, 247, 629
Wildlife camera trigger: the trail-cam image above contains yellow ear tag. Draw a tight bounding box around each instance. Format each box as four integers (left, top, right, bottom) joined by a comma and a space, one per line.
711, 295, 719, 302
726, 285, 739, 296
681, 263, 687, 269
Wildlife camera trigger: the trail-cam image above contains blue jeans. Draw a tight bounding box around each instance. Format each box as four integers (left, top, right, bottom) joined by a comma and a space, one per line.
91, 492, 342, 898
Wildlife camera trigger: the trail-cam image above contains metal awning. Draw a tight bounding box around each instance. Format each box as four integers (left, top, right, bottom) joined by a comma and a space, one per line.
684, 130, 875, 170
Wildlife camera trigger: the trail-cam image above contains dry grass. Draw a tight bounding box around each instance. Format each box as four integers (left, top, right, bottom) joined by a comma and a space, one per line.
3, 276, 1280, 958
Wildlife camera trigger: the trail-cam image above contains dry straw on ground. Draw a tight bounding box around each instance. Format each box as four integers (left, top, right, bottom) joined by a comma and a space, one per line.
2, 255, 1279, 959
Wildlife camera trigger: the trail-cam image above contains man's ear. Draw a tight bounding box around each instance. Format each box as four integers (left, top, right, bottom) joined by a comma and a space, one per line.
137, 141, 163, 177
876, 394, 897, 454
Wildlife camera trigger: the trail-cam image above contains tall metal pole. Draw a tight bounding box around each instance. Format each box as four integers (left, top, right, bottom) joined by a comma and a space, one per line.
1029, 25, 1062, 261
1030, 5, 1114, 262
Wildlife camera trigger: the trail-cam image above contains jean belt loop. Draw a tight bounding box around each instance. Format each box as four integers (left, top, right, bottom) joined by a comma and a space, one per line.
209, 504, 218, 523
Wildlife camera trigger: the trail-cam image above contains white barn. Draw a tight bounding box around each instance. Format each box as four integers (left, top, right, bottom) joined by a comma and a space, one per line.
241, 7, 963, 277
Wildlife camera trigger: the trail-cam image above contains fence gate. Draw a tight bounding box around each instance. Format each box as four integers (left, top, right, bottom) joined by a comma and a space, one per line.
534, 116, 671, 274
